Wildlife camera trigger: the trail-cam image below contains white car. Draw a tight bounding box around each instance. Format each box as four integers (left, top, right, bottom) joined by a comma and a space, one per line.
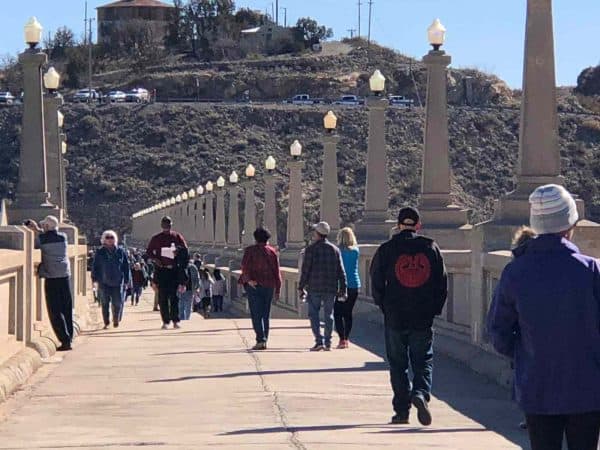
73, 89, 98, 103
107, 90, 127, 103
125, 88, 150, 103
0, 91, 15, 105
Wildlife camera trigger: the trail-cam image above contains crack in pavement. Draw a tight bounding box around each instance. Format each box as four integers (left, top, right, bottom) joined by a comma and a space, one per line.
232, 319, 307, 450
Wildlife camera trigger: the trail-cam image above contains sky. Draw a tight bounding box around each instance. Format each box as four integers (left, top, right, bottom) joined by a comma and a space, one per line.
1, 0, 599, 88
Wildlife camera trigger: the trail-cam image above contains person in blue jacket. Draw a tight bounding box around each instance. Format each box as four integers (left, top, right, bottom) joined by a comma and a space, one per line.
487, 184, 600, 450
92, 230, 131, 329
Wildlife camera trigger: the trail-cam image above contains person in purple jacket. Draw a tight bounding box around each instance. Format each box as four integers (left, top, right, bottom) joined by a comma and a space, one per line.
487, 184, 600, 450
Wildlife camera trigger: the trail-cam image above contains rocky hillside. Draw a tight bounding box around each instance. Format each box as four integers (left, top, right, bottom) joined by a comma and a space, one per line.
1, 101, 600, 244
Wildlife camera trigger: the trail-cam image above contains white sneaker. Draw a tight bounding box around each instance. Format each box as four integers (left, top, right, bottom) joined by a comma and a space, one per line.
174, 323, 181, 329
161, 324, 169, 330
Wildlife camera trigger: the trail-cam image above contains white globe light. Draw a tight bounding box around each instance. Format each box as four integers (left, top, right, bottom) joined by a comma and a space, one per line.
369, 69, 386, 93
428, 18, 446, 48
24, 17, 43, 47
217, 176, 225, 188
43, 67, 60, 91
290, 140, 302, 157
229, 171, 239, 184
245, 164, 256, 178
265, 155, 276, 171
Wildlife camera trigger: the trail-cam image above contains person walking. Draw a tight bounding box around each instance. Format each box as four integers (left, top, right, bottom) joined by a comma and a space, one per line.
334, 227, 361, 349
146, 216, 187, 329
193, 253, 203, 271
26, 216, 73, 351
212, 268, 227, 313
177, 248, 200, 321
239, 227, 281, 350
370, 207, 447, 426
198, 268, 214, 318
131, 262, 148, 306
92, 230, 131, 329
487, 184, 600, 450
298, 222, 347, 352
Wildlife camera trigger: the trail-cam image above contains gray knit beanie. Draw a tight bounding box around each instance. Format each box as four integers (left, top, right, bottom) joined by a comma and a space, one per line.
529, 184, 578, 235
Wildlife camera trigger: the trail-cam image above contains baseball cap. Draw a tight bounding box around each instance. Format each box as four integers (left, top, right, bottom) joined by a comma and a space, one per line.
312, 221, 331, 236
397, 207, 420, 226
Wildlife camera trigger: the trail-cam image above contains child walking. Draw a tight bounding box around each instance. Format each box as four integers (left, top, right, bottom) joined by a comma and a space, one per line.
212, 269, 227, 313
198, 268, 214, 318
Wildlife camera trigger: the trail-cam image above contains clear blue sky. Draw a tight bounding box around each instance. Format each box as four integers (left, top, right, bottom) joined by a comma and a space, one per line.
1, 0, 599, 87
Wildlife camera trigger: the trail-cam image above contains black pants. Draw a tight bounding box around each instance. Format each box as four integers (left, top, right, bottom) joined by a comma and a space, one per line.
526, 412, 600, 450
44, 277, 73, 346
156, 269, 179, 324
212, 295, 224, 312
334, 288, 358, 340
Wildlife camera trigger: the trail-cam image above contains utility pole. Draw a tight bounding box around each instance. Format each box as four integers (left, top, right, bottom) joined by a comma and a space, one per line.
275, 0, 279, 25
367, 0, 373, 63
347, 29, 356, 39
281, 7, 287, 27
87, 16, 95, 104
84, 1, 87, 46
357, 0, 362, 38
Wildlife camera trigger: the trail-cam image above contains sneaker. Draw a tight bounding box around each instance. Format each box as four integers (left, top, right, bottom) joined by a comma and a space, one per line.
344, 340, 350, 349
56, 343, 72, 352
324, 345, 331, 351
103, 324, 109, 330
173, 322, 181, 329
336, 341, 346, 349
252, 342, 267, 351
161, 324, 169, 330
113, 322, 119, 328
390, 414, 409, 425
153, 307, 159, 312
411, 395, 432, 426
519, 420, 528, 430
310, 344, 325, 352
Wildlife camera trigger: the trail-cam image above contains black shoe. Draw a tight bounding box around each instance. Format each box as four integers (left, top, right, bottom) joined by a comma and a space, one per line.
153, 307, 159, 312
519, 420, 528, 430
57, 343, 72, 352
390, 414, 409, 425
113, 322, 119, 328
310, 344, 325, 352
412, 395, 432, 426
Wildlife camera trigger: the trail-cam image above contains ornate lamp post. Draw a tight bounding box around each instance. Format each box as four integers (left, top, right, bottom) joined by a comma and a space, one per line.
226, 170, 241, 252
204, 181, 215, 245
281, 140, 305, 264
43, 67, 65, 212
263, 155, 278, 247
321, 111, 341, 234
419, 19, 468, 226
11, 17, 59, 224
242, 164, 257, 248
355, 69, 390, 242
214, 177, 227, 247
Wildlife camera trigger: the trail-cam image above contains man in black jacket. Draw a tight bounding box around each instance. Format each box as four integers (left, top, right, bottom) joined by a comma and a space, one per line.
370, 207, 447, 426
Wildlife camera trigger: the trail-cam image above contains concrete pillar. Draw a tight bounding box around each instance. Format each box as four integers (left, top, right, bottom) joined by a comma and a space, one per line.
419, 49, 469, 226
281, 160, 305, 265
242, 180, 257, 248
43, 94, 64, 212
205, 193, 216, 246
11, 49, 59, 224
263, 173, 278, 246
495, 0, 570, 223
226, 185, 241, 249
355, 96, 392, 242
320, 134, 340, 234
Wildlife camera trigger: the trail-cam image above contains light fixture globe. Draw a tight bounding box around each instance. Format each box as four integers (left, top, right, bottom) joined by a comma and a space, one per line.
61, 141, 67, 154
205, 181, 214, 192
369, 69, 386, 94
265, 155, 276, 171
188, 188, 196, 198
229, 171, 239, 184
324, 111, 337, 131
175, 194, 182, 203
24, 17, 43, 48
170, 196, 176, 205
57, 111, 64, 128
197, 185, 204, 195
245, 164, 256, 178
428, 18, 446, 50
181, 192, 188, 201
43, 67, 60, 91
217, 176, 225, 188
290, 140, 302, 158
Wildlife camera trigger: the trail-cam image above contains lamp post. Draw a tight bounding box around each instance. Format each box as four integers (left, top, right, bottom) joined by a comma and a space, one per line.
321, 111, 341, 234
419, 19, 468, 226
226, 171, 241, 252
12, 17, 58, 224
59, 135, 68, 216
263, 155, 278, 247
204, 181, 215, 246
242, 164, 257, 248
495, 0, 566, 222
355, 69, 390, 242
214, 176, 227, 247
282, 140, 305, 264
43, 67, 65, 213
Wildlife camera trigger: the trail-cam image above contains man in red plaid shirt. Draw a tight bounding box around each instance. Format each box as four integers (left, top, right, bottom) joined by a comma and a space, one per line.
239, 227, 282, 350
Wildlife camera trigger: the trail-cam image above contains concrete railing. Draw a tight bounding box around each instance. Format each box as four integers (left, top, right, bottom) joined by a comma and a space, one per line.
0, 225, 94, 402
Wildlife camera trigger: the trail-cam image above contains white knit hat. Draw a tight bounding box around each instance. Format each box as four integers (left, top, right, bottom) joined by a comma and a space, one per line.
529, 184, 579, 234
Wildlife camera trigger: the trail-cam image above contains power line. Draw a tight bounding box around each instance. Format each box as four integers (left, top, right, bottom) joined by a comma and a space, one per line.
357, 0, 362, 38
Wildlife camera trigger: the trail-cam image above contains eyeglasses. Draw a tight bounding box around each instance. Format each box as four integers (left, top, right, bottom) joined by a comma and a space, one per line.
105, 236, 115, 240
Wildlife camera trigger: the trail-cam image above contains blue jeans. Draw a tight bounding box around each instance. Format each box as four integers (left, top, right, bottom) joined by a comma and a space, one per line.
384, 327, 434, 416
178, 291, 193, 320
99, 284, 124, 326
307, 293, 336, 346
247, 285, 274, 343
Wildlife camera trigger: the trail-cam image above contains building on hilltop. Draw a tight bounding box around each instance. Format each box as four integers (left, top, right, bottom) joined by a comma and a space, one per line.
239, 16, 295, 56
97, 0, 175, 48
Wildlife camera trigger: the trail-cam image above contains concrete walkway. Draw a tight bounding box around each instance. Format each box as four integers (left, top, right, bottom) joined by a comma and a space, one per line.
0, 292, 529, 449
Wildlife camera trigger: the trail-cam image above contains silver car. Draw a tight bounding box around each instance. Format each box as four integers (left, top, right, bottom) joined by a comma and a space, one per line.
107, 90, 127, 103
0, 91, 15, 105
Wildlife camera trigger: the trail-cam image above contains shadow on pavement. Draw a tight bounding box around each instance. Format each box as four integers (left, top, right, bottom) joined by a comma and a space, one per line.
349, 316, 529, 448
151, 349, 308, 356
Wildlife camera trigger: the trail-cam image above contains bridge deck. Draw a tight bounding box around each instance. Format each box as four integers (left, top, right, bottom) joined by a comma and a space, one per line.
0, 292, 528, 449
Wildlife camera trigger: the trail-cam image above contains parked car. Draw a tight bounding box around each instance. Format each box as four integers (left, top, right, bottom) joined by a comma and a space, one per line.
107, 90, 127, 103
334, 95, 363, 106
125, 88, 150, 103
0, 92, 15, 105
389, 95, 414, 108
284, 94, 325, 105
73, 89, 99, 103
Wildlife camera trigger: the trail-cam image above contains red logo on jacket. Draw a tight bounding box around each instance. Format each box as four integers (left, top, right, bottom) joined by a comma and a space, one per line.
395, 253, 431, 288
